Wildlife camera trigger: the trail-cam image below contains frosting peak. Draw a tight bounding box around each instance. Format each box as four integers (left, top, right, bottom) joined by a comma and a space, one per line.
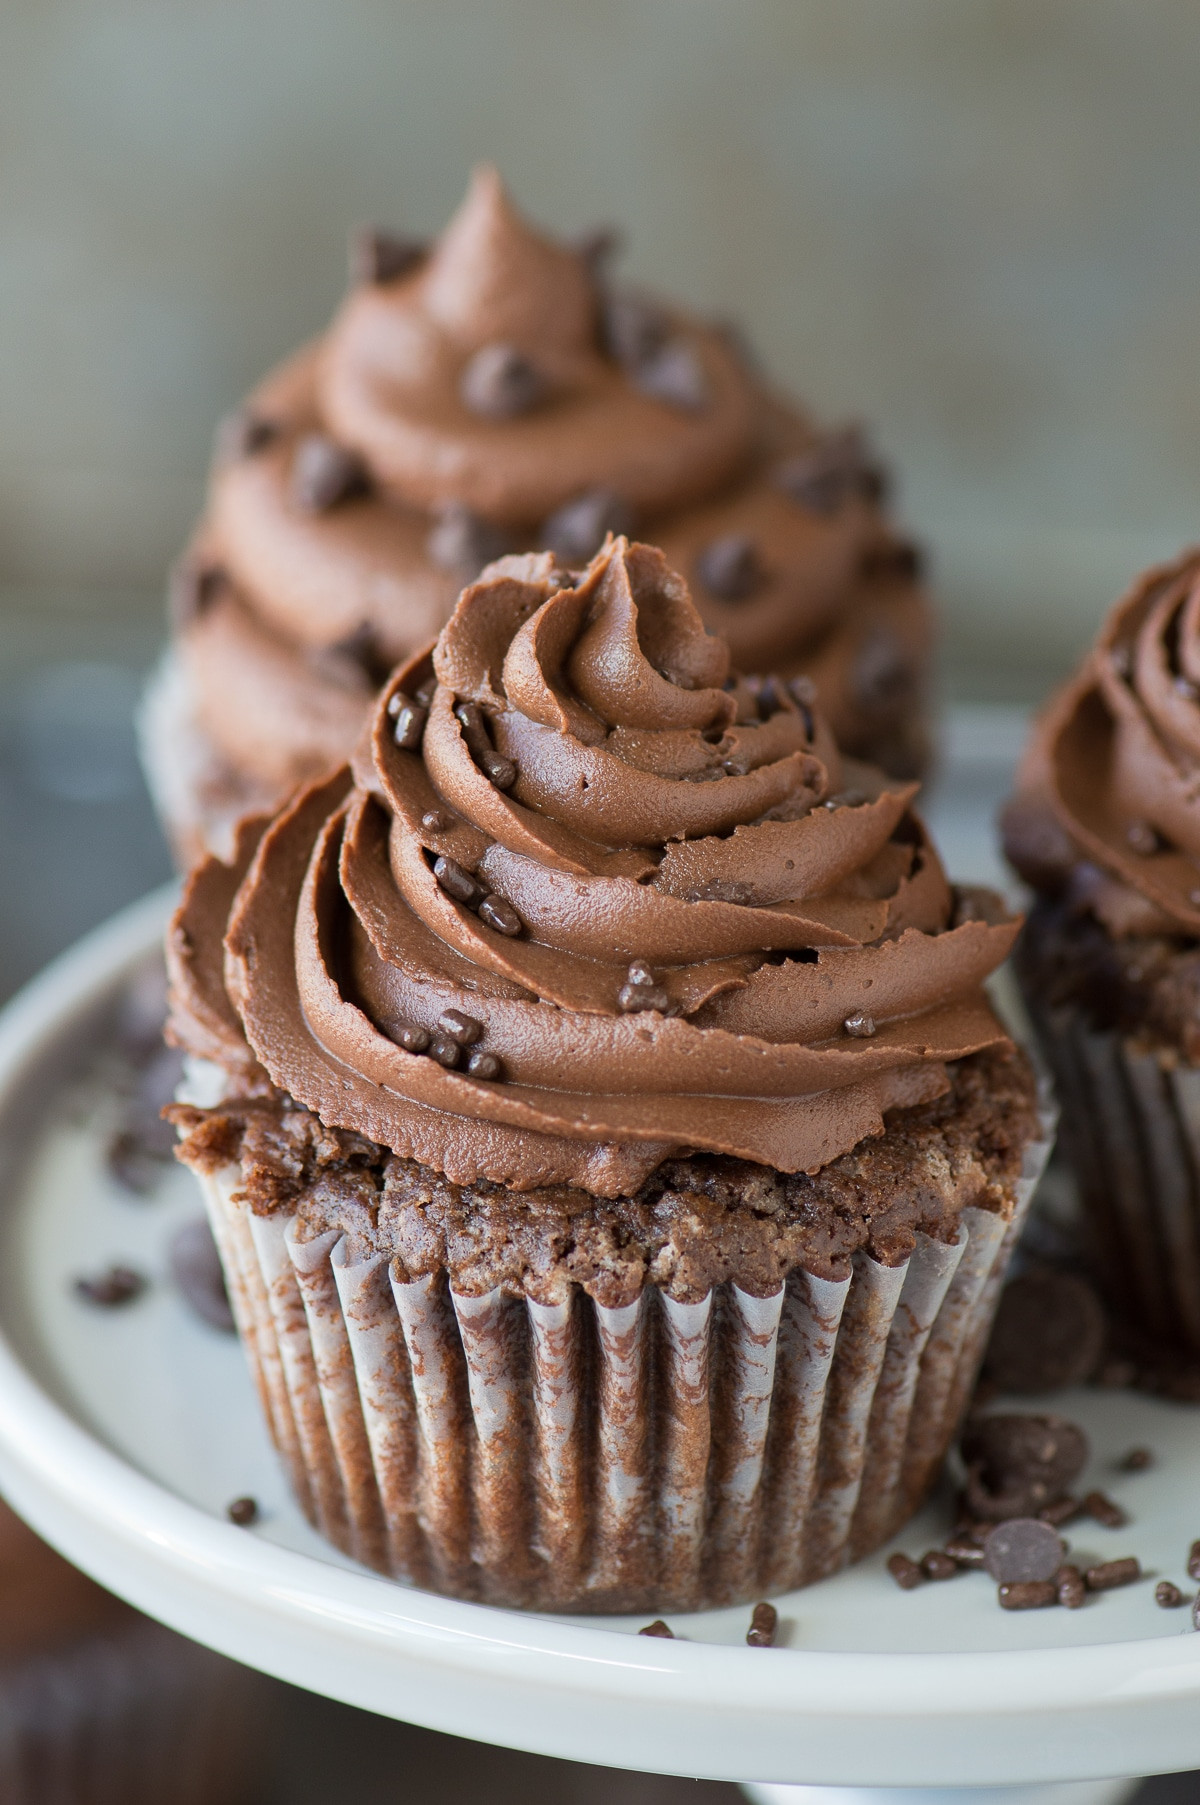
172, 540, 1013, 1197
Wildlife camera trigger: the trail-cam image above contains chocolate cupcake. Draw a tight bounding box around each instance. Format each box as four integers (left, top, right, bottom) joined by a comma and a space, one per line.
0, 1496, 267, 1801
1004, 548, 1200, 1361
168, 538, 1045, 1613
142, 166, 932, 865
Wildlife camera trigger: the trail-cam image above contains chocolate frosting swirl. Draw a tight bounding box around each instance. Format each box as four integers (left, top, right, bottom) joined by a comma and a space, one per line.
173, 539, 1013, 1197
175, 168, 930, 828
1004, 549, 1200, 938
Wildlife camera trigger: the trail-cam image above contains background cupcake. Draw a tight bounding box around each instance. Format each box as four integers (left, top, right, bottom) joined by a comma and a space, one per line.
167, 538, 1044, 1614
0, 1496, 268, 1802
1003, 547, 1200, 1365
141, 167, 932, 866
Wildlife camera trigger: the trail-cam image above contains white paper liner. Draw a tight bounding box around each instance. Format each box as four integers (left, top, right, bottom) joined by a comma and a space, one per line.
0, 1617, 267, 1805
198, 1117, 1053, 1613
1028, 996, 1200, 1354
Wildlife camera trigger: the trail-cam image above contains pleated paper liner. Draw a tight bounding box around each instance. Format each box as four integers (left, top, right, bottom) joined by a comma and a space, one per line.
0, 1618, 269, 1805
198, 1118, 1053, 1614
1024, 992, 1200, 1358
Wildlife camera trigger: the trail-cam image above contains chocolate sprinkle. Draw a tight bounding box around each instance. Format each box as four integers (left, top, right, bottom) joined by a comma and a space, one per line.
433, 856, 482, 906
397, 1025, 431, 1055
638, 1619, 674, 1638
429, 1037, 462, 1070
465, 1049, 503, 1082
1057, 1566, 1087, 1610
1082, 1490, 1128, 1530
226, 1496, 259, 1527
541, 488, 634, 566
478, 894, 522, 937
455, 700, 518, 790
1038, 1496, 1082, 1528
393, 701, 428, 752
921, 1550, 959, 1581
1085, 1557, 1140, 1591
75, 1265, 146, 1308
460, 343, 547, 419
886, 1553, 923, 1591
982, 1519, 1064, 1585
422, 810, 447, 831
746, 1601, 778, 1646
1120, 1447, 1154, 1473
1187, 1539, 1200, 1581
1155, 1580, 1186, 1608
697, 534, 762, 602
290, 434, 368, 513
350, 228, 426, 286
437, 1009, 482, 1047
998, 1580, 1057, 1611
944, 1536, 986, 1569
427, 504, 513, 577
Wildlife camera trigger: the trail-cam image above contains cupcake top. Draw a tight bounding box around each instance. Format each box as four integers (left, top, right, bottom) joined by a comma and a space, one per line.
170, 538, 1013, 1198
1003, 549, 1200, 939
177, 167, 931, 806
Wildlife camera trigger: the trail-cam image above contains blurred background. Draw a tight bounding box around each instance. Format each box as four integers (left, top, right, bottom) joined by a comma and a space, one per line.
5, 0, 1200, 992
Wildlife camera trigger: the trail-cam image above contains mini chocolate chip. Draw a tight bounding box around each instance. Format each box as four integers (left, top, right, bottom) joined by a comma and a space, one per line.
843, 1011, 876, 1038
460, 343, 547, 419
437, 1009, 483, 1046
774, 427, 888, 514
983, 1266, 1106, 1394
983, 1519, 1064, 1585
886, 1553, 923, 1590
998, 1580, 1058, 1611
430, 1037, 462, 1069
465, 1049, 503, 1081
421, 810, 447, 832
1038, 1496, 1083, 1528
433, 856, 482, 906
350, 227, 426, 286
852, 627, 917, 714
944, 1536, 986, 1569
638, 1619, 674, 1638
75, 1265, 146, 1308
427, 504, 513, 576
215, 409, 278, 462
393, 702, 428, 752
634, 338, 708, 411
1120, 1447, 1154, 1472
755, 675, 787, 719
1085, 1557, 1140, 1591
227, 1496, 259, 1527
169, 561, 225, 630
169, 1217, 235, 1333
541, 488, 634, 565
311, 621, 388, 688
602, 291, 670, 367
697, 534, 761, 602
746, 1601, 777, 1647
921, 1550, 960, 1581
397, 1025, 431, 1055
290, 434, 368, 513
1126, 819, 1161, 856
478, 894, 522, 937
1156, 1580, 1186, 1608
1083, 1490, 1128, 1529
1057, 1566, 1087, 1610
1187, 1539, 1200, 1581
619, 981, 670, 1014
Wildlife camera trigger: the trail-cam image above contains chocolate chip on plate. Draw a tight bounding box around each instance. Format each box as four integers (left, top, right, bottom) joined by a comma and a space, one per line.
982, 1519, 1064, 1586
998, 1580, 1058, 1611
226, 1496, 259, 1527
960, 1413, 1089, 1521
168, 1217, 235, 1333
982, 1265, 1106, 1393
1120, 1447, 1154, 1473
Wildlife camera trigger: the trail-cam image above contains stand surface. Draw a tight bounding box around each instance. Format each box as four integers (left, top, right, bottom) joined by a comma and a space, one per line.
0, 726, 1197, 1786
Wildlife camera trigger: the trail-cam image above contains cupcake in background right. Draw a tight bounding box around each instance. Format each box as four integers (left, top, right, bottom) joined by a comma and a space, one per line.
1002, 547, 1200, 1364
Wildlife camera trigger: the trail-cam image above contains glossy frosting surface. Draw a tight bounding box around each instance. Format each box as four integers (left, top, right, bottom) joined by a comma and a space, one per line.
171, 540, 1013, 1197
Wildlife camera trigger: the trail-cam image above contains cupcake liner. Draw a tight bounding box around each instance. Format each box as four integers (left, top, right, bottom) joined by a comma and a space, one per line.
198, 1115, 1052, 1613
0, 1618, 266, 1805
1025, 994, 1200, 1354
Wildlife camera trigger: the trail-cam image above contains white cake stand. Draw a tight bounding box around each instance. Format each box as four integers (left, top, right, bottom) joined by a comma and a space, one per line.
0, 747, 1197, 1793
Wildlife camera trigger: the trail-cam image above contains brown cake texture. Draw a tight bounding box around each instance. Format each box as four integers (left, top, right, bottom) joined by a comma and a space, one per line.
168, 538, 1044, 1612
1003, 547, 1200, 1359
